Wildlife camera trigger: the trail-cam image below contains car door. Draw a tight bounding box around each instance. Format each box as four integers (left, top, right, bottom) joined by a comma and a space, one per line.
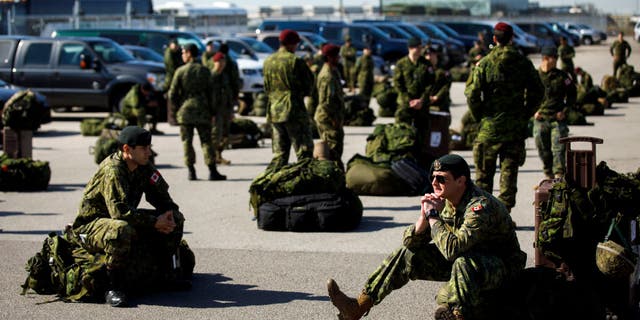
13, 40, 54, 95
49, 41, 109, 108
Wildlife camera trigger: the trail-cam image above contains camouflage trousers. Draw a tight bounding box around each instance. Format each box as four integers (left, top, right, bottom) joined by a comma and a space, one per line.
180, 124, 215, 166
267, 119, 314, 171
472, 140, 525, 210
316, 120, 345, 170
363, 243, 512, 319
305, 96, 319, 138
533, 119, 568, 177
73, 209, 185, 271
213, 108, 232, 149
613, 57, 626, 77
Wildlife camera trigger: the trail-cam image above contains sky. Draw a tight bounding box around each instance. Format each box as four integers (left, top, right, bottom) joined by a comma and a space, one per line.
152, 0, 640, 15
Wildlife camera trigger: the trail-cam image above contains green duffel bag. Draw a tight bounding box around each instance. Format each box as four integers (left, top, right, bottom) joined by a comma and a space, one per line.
228, 118, 263, 149
373, 83, 397, 117
80, 118, 104, 136
0, 154, 51, 191
580, 103, 605, 116
91, 129, 120, 164
566, 109, 588, 126
2, 90, 45, 131
345, 154, 412, 196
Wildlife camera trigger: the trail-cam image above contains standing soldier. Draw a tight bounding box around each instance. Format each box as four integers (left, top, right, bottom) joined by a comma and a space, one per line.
119, 82, 162, 134
424, 45, 452, 112
610, 31, 631, 77
534, 46, 576, 179
393, 37, 435, 168
354, 45, 374, 106
164, 38, 184, 125
263, 29, 315, 171
201, 40, 216, 70
340, 36, 357, 92
314, 44, 345, 170
557, 36, 576, 80
211, 52, 234, 166
465, 22, 544, 212
218, 43, 241, 110
467, 40, 488, 68
169, 43, 226, 181
304, 52, 320, 138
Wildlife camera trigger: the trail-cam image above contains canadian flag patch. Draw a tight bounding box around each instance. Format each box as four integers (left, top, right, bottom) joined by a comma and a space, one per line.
564, 78, 572, 86
471, 205, 483, 212
150, 170, 161, 185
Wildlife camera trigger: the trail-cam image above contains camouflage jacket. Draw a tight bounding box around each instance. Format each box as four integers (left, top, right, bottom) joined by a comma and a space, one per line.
610, 40, 631, 59
315, 63, 345, 126
429, 68, 452, 110
201, 51, 215, 70
465, 44, 543, 142
557, 44, 575, 69
393, 55, 435, 106
212, 67, 234, 116
163, 47, 184, 92
537, 67, 577, 116
119, 84, 146, 121
578, 71, 594, 91
355, 54, 374, 91
263, 47, 314, 123
467, 46, 487, 66
403, 184, 525, 269
312, 52, 324, 75
169, 61, 215, 125
223, 57, 241, 99
73, 151, 178, 230
339, 46, 357, 64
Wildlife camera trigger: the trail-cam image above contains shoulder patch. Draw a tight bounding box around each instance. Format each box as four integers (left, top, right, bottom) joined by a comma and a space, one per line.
564, 78, 572, 86
150, 170, 161, 185
471, 204, 483, 212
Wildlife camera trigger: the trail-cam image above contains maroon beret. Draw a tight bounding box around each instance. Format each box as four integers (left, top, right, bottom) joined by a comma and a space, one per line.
322, 44, 340, 58
213, 52, 225, 62
279, 29, 301, 45
494, 22, 513, 35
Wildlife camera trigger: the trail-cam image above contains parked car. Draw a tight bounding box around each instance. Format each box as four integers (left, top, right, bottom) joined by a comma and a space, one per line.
0, 36, 165, 112
516, 22, 574, 48
562, 22, 603, 45
0, 78, 51, 128
433, 22, 477, 51
412, 22, 466, 66
547, 22, 581, 47
122, 44, 164, 63
444, 21, 539, 55
203, 36, 274, 60
251, 31, 326, 56
635, 21, 640, 42
203, 39, 264, 95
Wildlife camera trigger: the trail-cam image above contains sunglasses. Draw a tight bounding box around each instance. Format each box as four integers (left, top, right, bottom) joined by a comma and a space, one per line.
432, 175, 447, 184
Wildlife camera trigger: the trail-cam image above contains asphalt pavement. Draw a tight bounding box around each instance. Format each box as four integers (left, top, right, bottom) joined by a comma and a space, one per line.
2, 39, 640, 320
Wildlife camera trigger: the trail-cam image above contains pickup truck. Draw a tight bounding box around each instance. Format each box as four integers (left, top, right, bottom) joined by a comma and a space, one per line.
0, 36, 165, 112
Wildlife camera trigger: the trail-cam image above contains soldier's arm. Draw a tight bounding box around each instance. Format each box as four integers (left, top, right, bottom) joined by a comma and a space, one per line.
627, 42, 632, 58
433, 71, 452, 102
208, 73, 216, 117
231, 61, 241, 98
102, 168, 158, 229
430, 199, 490, 261
168, 68, 182, 111
392, 62, 406, 95
525, 61, 544, 117
564, 76, 577, 112
143, 167, 180, 214
295, 58, 314, 97
420, 63, 436, 104
464, 64, 484, 121
402, 224, 431, 249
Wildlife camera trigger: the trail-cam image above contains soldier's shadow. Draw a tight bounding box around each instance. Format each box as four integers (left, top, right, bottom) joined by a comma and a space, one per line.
136, 273, 326, 308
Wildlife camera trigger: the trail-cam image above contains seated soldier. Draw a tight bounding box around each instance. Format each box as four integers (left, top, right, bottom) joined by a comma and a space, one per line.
327, 154, 526, 320
71, 126, 189, 307
119, 83, 163, 135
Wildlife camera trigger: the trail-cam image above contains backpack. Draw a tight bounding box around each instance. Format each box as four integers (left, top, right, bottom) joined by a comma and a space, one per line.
0, 154, 51, 191
373, 82, 397, 117
228, 118, 263, 149
80, 118, 105, 136
91, 128, 120, 164
344, 94, 376, 126
365, 123, 417, 163
345, 154, 413, 196
391, 158, 431, 195
1, 90, 44, 131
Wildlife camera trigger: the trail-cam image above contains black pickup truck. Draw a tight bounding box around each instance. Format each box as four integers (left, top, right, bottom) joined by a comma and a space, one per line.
0, 36, 165, 112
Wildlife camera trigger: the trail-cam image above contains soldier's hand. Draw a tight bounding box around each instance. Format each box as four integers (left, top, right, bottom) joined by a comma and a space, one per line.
155, 210, 176, 234
409, 99, 423, 110
534, 111, 543, 120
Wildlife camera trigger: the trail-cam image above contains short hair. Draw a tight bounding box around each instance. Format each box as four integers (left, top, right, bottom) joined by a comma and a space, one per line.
493, 22, 513, 45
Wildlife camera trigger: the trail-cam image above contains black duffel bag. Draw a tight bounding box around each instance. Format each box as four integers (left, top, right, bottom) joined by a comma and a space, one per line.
257, 189, 362, 232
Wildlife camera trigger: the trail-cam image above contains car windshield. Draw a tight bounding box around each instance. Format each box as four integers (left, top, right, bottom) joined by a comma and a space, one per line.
133, 48, 163, 63
377, 25, 412, 39
304, 33, 328, 47
421, 24, 449, 40
89, 41, 135, 63
0, 78, 8, 88
240, 37, 273, 54
434, 23, 460, 37
398, 24, 429, 39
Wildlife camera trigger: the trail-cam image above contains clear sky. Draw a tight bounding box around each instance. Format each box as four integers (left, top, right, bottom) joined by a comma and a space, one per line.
151, 0, 640, 15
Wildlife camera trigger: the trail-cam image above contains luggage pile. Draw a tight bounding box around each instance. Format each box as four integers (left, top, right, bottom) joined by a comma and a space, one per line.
0, 153, 51, 191
227, 118, 263, 149
343, 94, 376, 126
372, 78, 397, 117
80, 113, 128, 136
249, 158, 362, 232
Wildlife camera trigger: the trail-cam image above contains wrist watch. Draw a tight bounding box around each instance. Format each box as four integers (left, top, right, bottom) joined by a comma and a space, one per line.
427, 208, 439, 219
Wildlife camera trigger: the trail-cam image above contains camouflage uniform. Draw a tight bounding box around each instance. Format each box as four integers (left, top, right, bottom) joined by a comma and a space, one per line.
557, 44, 575, 79
465, 44, 544, 210
263, 47, 314, 171
201, 51, 215, 70
305, 55, 321, 138
467, 46, 487, 68
363, 184, 526, 319
163, 46, 184, 92
534, 67, 576, 178
211, 66, 234, 154
340, 45, 357, 89
169, 61, 217, 167
610, 39, 631, 77
393, 55, 435, 167
429, 68, 452, 112
72, 151, 183, 271
314, 63, 345, 169
354, 53, 374, 104
119, 84, 154, 128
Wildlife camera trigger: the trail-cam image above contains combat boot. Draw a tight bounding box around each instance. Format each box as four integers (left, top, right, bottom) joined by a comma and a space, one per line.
327, 278, 373, 320
105, 269, 128, 307
434, 305, 464, 320
188, 166, 197, 181
208, 164, 227, 181
216, 149, 231, 165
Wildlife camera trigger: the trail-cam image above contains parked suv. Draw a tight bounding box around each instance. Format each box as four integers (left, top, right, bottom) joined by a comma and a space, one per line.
0, 36, 165, 112
562, 22, 603, 45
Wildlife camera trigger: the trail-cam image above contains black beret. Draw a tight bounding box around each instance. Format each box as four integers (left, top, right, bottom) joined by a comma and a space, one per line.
118, 126, 151, 147
541, 46, 558, 57
183, 43, 199, 57
431, 154, 470, 179
408, 37, 422, 48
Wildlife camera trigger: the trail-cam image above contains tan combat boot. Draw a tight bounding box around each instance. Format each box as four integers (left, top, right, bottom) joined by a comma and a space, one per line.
215, 149, 231, 165
327, 278, 373, 320
434, 305, 464, 320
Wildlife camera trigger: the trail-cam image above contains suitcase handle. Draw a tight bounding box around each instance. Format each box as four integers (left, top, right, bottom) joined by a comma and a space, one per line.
558, 136, 603, 152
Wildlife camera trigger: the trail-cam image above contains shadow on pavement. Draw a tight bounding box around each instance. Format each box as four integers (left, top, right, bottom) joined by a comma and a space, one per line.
0, 211, 60, 217
0, 229, 60, 235
34, 130, 78, 137
137, 273, 327, 308
515, 225, 535, 231
353, 216, 406, 232
365, 205, 420, 212
47, 183, 86, 192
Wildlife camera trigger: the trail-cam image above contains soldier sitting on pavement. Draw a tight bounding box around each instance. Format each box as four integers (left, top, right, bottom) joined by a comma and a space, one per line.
71, 126, 190, 307
327, 154, 526, 320
119, 82, 163, 135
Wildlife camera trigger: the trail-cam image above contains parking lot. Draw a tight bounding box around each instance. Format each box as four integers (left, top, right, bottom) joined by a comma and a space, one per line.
1, 39, 640, 319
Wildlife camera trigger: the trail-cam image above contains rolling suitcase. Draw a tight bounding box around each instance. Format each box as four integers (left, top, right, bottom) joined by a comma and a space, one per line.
426, 111, 451, 159
533, 136, 603, 268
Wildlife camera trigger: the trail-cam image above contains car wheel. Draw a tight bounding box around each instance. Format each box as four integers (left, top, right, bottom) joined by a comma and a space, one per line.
583, 37, 593, 45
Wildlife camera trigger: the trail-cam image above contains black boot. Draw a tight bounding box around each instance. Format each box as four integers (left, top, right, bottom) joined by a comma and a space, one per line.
208, 164, 226, 181
105, 269, 128, 307
188, 165, 197, 181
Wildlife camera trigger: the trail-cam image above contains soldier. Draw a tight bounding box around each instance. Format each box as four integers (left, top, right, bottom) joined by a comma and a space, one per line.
327, 154, 526, 320
557, 36, 576, 80
467, 40, 487, 68
263, 29, 315, 171
169, 43, 226, 181
575, 67, 593, 91
465, 22, 544, 212
211, 52, 234, 165
424, 45, 452, 112
610, 31, 631, 77
119, 82, 163, 135
393, 37, 435, 169
314, 44, 345, 170
218, 43, 241, 110
164, 38, 184, 125
534, 46, 576, 179
303, 52, 320, 138
340, 35, 357, 92
354, 45, 374, 106
72, 126, 189, 307
313, 42, 328, 73
201, 40, 216, 70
